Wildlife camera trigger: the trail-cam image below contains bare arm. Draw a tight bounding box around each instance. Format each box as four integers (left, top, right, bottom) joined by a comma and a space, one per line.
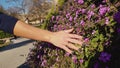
14, 21, 83, 54
14, 21, 53, 42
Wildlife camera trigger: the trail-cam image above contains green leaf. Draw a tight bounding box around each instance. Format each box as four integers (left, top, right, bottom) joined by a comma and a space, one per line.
84, 61, 89, 68
99, 34, 104, 41
97, 44, 104, 52
90, 42, 98, 48
110, 28, 114, 33
91, 38, 99, 42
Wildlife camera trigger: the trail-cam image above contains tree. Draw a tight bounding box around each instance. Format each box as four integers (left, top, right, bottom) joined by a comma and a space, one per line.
6, 7, 21, 18
6, 0, 32, 14
0, 5, 7, 13
28, 0, 52, 20
5, 0, 53, 21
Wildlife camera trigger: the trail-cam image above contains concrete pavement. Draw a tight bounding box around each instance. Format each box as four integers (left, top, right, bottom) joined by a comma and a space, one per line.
0, 38, 34, 68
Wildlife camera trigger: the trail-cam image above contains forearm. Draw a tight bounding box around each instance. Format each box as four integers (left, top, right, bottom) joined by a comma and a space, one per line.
13, 20, 53, 42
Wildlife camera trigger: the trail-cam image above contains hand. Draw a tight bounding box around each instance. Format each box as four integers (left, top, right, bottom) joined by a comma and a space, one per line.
49, 28, 83, 54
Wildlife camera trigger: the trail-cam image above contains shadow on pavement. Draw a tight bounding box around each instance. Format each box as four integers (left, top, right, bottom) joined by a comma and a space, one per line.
0, 39, 34, 52
17, 62, 30, 68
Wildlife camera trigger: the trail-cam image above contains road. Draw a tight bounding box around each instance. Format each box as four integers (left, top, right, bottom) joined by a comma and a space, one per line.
0, 38, 34, 68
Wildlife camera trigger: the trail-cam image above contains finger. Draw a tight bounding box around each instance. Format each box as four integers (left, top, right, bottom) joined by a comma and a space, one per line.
62, 45, 73, 54
69, 34, 83, 40
64, 28, 74, 33
67, 38, 83, 45
66, 43, 79, 51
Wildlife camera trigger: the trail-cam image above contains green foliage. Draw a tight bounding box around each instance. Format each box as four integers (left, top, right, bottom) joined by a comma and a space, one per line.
0, 31, 13, 39
0, 40, 5, 44
58, 0, 66, 6
42, 0, 66, 29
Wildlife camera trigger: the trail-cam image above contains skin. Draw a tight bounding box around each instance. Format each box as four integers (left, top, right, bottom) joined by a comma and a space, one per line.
14, 21, 83, 54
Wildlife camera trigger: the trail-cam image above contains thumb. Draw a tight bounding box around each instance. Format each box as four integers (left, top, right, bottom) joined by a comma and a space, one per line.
64, 28, 74, 33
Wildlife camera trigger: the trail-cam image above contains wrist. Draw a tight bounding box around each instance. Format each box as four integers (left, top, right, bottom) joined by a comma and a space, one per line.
44, 31, 54, 43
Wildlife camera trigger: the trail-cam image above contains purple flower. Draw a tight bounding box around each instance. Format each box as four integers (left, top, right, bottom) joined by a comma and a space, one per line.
81, 9, 86, 14
80, 20, 85, 25
72, 55, 77, 63
70, 6, 75, 11
66, 13, 70, 18
87, 10, 95, 19
91, 4, 95, 8
114, 11, 120, 24
105, 17, 109, 25
41, 59, 47, 66
65, 52, 70, 56
99, 6, 110, 16
99, 52, 111, 63
99, 4, 103, 8
75, 14, 78, 18
58, 25, 63, 30
52, 16, 55, 21
74, 17, 77, 20
70, 6, 74, 10
78, 0, 84, 4
75, 23, 78, 27
79, 59, 84, 63
69, 16, 73, 21
56, 16, 60, 21
84, 38, 89, 43
76, 10, 79, 15
62, 18, 65, 21
53, 25, 58, 31
54, 25, 57, 28
78, 8, 82, 12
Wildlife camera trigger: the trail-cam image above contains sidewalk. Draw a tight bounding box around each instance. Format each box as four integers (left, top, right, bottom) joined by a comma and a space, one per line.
0, 38, 34, 68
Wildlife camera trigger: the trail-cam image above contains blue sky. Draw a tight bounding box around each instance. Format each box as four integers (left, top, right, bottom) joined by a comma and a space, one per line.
0, 0, 15, 9
0, 0, 52, 10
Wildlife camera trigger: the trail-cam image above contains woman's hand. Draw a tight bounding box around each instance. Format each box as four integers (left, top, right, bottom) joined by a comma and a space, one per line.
49, 28, 83, 54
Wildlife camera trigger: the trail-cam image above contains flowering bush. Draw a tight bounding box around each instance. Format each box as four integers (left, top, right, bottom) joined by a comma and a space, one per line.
27, 0, 119, 68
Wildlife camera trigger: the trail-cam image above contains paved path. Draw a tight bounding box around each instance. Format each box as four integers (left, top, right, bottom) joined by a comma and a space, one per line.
0, 38, 34, 68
